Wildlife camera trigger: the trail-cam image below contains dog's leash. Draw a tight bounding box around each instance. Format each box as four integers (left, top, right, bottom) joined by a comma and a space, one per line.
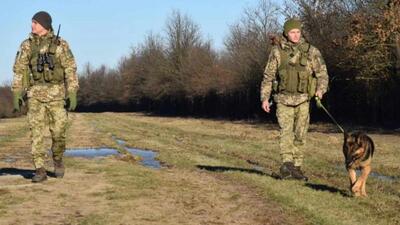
315, 97, 345, 133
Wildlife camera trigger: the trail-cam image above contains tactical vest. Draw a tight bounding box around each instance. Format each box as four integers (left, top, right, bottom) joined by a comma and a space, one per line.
276, 42, 316, 97
28, 36, 65, 85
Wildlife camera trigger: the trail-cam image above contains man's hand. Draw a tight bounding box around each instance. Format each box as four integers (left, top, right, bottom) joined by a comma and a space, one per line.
315, 90, 323, 99
12, 91, 24, 112
262, 100, 270, 113
66, 92, 77, 111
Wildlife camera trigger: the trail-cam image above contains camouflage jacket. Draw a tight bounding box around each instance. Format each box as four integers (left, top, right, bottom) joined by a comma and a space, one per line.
260, 36, 329, 106
12, 31, 79, 102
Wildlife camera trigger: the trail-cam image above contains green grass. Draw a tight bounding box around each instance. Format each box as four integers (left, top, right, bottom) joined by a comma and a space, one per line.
83, 113, 400, 225
1, 113, 399, 225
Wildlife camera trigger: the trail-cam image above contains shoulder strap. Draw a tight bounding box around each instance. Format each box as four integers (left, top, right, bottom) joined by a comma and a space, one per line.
277, 44, 291, 69
28, 38, 40, 59
299, 43, 311, 54
49, 36, 61, 54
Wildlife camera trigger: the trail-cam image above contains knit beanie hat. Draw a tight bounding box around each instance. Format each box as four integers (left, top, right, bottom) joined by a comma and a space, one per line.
283, 19, 302, 36
32, 11, 53, 31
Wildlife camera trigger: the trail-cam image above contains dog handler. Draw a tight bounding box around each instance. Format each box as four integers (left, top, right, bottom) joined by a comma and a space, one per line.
260, 19, 329, 180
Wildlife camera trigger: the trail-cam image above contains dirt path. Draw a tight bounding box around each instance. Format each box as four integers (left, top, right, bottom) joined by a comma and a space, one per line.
0, 117, 31, 166
0, 114, 297, 225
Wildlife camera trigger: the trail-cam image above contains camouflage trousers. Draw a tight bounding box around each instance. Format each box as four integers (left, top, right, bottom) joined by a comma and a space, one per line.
276, 101, 310, 167
27, 98, 67, 169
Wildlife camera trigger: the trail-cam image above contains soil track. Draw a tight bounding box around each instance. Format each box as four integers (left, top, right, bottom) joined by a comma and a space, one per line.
0, 113, 299, 225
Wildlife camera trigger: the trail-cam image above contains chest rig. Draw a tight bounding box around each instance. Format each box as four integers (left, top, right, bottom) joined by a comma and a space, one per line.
276, 42, 312, 95
28, 33, 64, 85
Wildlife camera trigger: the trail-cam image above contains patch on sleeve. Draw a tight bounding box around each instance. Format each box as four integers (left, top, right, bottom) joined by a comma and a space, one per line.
15, 51, 20, 61
68, 49, 74, 57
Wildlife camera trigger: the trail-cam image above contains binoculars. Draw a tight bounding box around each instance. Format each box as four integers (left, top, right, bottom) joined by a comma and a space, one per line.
36, 53, 55, 73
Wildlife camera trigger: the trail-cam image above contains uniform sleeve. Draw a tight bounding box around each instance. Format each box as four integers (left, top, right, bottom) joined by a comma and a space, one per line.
311, 48, 329, 94
59, 40, 79, 93
260, 47, 279, 102
12, 40, 31, 92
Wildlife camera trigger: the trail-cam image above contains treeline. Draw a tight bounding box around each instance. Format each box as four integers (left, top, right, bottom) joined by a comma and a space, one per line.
79, 2, 280, 119
291, 0, 400, 126
0, 84, 14, 118
2, 0, 400, 127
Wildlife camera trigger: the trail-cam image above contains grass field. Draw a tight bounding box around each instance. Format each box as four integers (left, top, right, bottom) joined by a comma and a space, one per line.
0, 113, 399, 225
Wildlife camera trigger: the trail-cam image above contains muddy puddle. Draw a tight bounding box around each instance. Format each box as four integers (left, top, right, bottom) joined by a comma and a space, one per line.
369, 172, 398, 182
113, 136, 161, 169
126, 148, 161, 169
351, 170, 397, 182
114, 138, 126, 146
335, 166, 398, 182
64, 148, 120, 158
65, 136, 161, 169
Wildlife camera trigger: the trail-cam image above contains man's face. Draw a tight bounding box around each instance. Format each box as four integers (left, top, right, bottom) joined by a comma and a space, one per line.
287, 29, 301, 44
31, 20, 48, 36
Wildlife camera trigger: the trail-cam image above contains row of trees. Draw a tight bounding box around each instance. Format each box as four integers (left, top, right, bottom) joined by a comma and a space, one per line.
0, 84, 13, 118
2, 0, 400, 127
292, 0, 400, 125
79, 1, 281, 118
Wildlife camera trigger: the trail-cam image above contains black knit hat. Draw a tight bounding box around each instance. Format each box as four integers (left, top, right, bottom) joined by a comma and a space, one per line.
32, 11, 53, 31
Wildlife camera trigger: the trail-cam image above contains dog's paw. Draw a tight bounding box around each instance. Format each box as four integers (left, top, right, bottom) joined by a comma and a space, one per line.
351, 184, 361, 193
352, 191, 361, 197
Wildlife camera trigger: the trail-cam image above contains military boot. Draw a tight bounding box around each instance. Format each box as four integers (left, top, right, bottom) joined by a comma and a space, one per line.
54, 159, 65, 178
292, 166, 308, 181
32, 167, 47, 183
279, 162, 295, 179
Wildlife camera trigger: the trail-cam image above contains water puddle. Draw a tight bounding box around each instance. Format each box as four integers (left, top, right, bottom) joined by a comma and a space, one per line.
370, 172, 398, 182
335, 166, 398, 182
113, 136, 161, 169
64, 148, 119, 158
116, 139, 126, 146
112, 135, 126, 146
126, 148, 161, 169
65, 136, 161, 169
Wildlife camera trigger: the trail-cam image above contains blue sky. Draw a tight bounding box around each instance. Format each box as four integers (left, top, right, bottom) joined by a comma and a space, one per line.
0, 0, 283, 84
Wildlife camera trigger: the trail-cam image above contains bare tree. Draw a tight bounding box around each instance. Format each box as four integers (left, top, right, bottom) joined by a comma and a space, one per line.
165, 10, 203, 71
225, 0, 280, 85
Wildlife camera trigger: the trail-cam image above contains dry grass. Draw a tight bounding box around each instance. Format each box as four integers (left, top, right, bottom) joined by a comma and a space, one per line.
0, 113, 399, 225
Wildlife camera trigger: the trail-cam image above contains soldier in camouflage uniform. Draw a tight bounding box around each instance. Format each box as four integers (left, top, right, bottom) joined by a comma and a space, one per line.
12, 11, 79, 182
260, 19, 329, 180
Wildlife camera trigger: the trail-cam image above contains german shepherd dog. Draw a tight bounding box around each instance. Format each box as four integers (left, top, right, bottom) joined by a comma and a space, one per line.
343, 132, 375, 197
